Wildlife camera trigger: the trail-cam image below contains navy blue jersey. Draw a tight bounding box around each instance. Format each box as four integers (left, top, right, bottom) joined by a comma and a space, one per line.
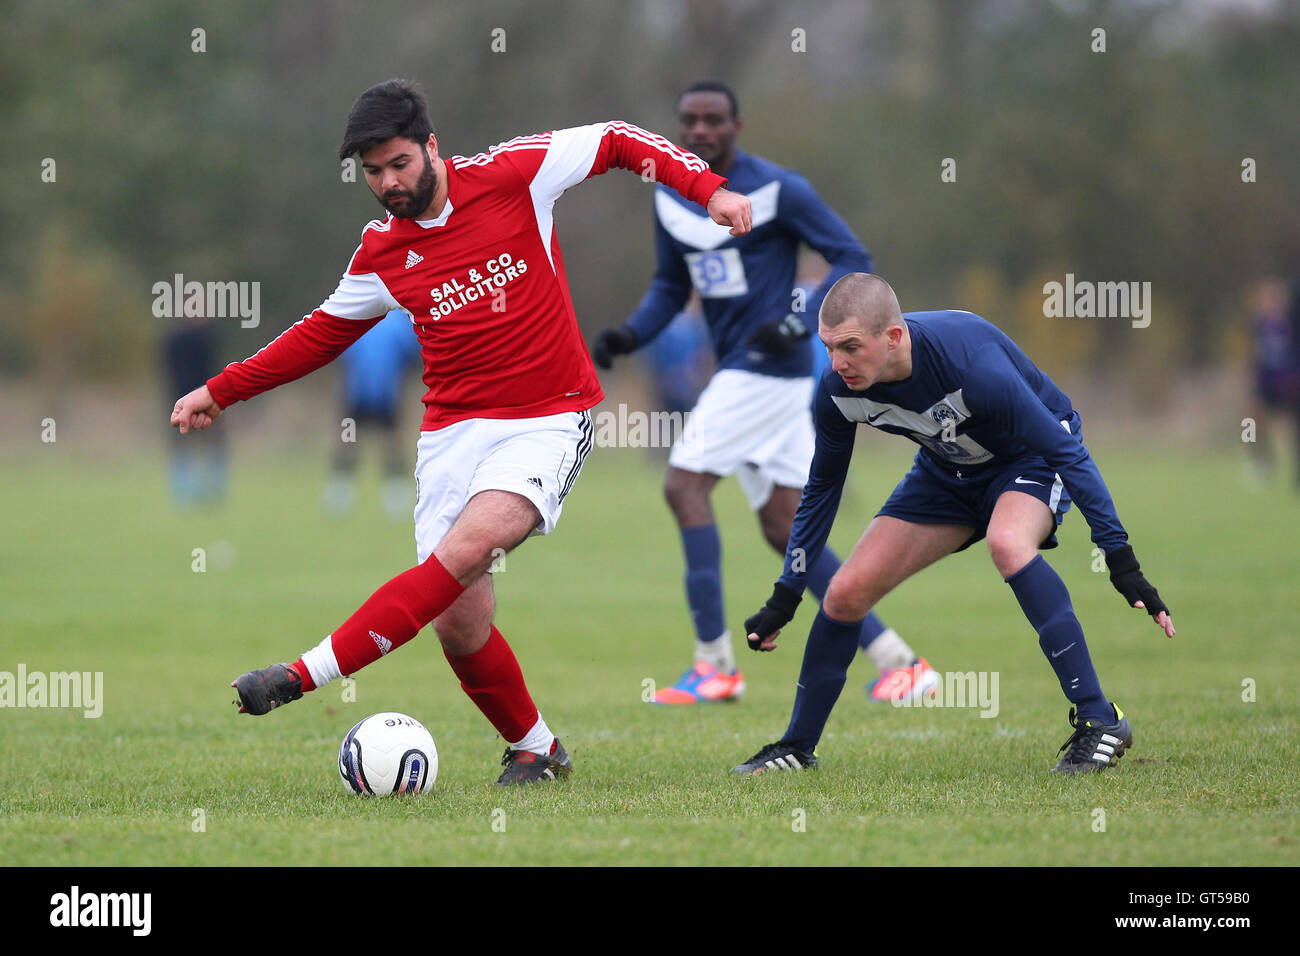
626, 150, 872, 378
780, 311, 1128, 590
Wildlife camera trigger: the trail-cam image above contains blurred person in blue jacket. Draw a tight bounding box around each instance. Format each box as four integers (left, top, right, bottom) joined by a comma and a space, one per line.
163, 313, 227, 506
1245, 277, 1300, 485
324, 309, 422, 518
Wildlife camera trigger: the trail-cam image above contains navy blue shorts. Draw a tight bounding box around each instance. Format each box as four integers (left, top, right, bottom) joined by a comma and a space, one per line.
1256, 368, 1300, 408
877, 454, 1073, 553
345, 402, 399, 429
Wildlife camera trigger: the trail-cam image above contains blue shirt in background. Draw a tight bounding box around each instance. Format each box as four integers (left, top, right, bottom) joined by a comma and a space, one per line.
341, 310, 421, 413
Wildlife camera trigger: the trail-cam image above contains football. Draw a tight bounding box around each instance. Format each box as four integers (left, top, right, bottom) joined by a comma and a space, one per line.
338, 712, 438, 795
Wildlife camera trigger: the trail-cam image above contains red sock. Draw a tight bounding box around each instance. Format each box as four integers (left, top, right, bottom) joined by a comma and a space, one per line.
329, 554, 466, 676
444, 625, 539, 742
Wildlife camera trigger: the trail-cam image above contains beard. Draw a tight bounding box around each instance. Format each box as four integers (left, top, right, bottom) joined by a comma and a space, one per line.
379, 151, 437, 219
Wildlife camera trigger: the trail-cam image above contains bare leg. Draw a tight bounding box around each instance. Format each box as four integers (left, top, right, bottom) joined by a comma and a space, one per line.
821, 516, 973, 625
663, 465, 720, 528
434, 574, 494, 655
756, 485, 801, 553
298, 489, 539, 682
985, 490, 1054, 578
435, 489, 540, 584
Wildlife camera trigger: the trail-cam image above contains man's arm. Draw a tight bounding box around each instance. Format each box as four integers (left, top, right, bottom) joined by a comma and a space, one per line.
778, 382, 857, 592
171, 310, 383, 433
206, 309, 384, 408
171, 242, 396, 432
491, 122, 745, 369
745, 380, 857, 650
965, 345, 1174, 635
778, 172, 873, 321
742, 172, 872, 358
965, 345, 1126, 551
498, 122, 751, 234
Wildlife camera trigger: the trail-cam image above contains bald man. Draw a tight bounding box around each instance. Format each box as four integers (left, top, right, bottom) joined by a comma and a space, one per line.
733, 274, 1174, 775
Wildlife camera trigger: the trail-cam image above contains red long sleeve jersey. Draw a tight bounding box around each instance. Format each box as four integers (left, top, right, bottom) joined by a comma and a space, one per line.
206, 122, 727, 430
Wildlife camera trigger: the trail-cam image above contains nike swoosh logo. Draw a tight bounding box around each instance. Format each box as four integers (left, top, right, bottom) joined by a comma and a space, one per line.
1014, 477, 1044, 486
866, 410, 889, 424
1052, 642, 1077, 658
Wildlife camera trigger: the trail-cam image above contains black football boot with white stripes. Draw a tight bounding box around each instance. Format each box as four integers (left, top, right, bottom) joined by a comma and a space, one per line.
1051, 704, 1133, 774
495, 738, 572, 786
731, 740, 818, 775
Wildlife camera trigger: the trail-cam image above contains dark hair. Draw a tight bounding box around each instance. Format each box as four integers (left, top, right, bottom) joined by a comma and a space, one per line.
678, 79, 739, 119
338, 79, 434, 161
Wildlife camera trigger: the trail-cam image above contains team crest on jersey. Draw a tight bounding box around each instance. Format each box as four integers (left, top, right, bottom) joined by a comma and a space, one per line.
930, 400, 959, 429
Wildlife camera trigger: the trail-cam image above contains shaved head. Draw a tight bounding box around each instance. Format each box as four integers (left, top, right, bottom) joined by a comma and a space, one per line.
818, 274, 912, 388
819, 273, 902, 335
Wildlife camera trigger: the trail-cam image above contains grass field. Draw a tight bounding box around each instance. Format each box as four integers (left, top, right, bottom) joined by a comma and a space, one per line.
1, 434, 1297, 866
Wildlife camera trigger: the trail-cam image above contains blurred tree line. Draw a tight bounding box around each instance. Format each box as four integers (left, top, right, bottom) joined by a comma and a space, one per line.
2, 0, 1297, 390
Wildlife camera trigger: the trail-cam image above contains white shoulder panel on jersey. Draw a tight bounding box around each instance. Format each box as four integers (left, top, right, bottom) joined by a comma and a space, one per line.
519, 125, 607, 274
654, 180, 780, 251
833, 394, 935, 432
831, 388, 970, 429
315, 245, 400, 320
529, 125, 606, 209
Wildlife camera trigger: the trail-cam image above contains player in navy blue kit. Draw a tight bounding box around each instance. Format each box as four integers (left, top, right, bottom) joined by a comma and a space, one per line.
734, 273, 1175, 775
593, 82, 933, 704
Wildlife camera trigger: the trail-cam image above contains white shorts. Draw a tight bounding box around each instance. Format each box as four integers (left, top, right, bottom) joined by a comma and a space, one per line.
413, 410, 593, 562
668, 369, 816, 510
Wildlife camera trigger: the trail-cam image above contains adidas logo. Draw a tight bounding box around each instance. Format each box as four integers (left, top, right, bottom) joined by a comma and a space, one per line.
404, 250, 424, 270
369, 630, 393, 656
526, 477, 543, 490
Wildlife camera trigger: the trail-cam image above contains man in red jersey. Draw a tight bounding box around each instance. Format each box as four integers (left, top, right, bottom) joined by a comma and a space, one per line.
170, 79, 751, 785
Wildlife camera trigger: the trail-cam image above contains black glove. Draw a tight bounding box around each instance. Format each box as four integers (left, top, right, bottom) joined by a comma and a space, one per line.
1105, 545, 1170, 619
591, 325, 639, 369
746, 314, 809, 359
744, 582, 802, 651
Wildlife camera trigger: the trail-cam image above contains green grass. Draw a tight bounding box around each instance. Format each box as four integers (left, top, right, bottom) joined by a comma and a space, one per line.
1, 437, 1297, 865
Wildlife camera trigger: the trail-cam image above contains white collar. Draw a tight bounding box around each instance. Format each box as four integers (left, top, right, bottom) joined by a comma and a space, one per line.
415, 198, 453, 228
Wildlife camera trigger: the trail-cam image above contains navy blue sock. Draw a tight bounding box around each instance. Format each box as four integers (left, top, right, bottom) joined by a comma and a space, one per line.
857, 609, 887, 650
681, 524, 725, 644
804, 545, 839, 600
1006, 555, 1110, 723
782, 609, 862, 752
804, 545, 889, 651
